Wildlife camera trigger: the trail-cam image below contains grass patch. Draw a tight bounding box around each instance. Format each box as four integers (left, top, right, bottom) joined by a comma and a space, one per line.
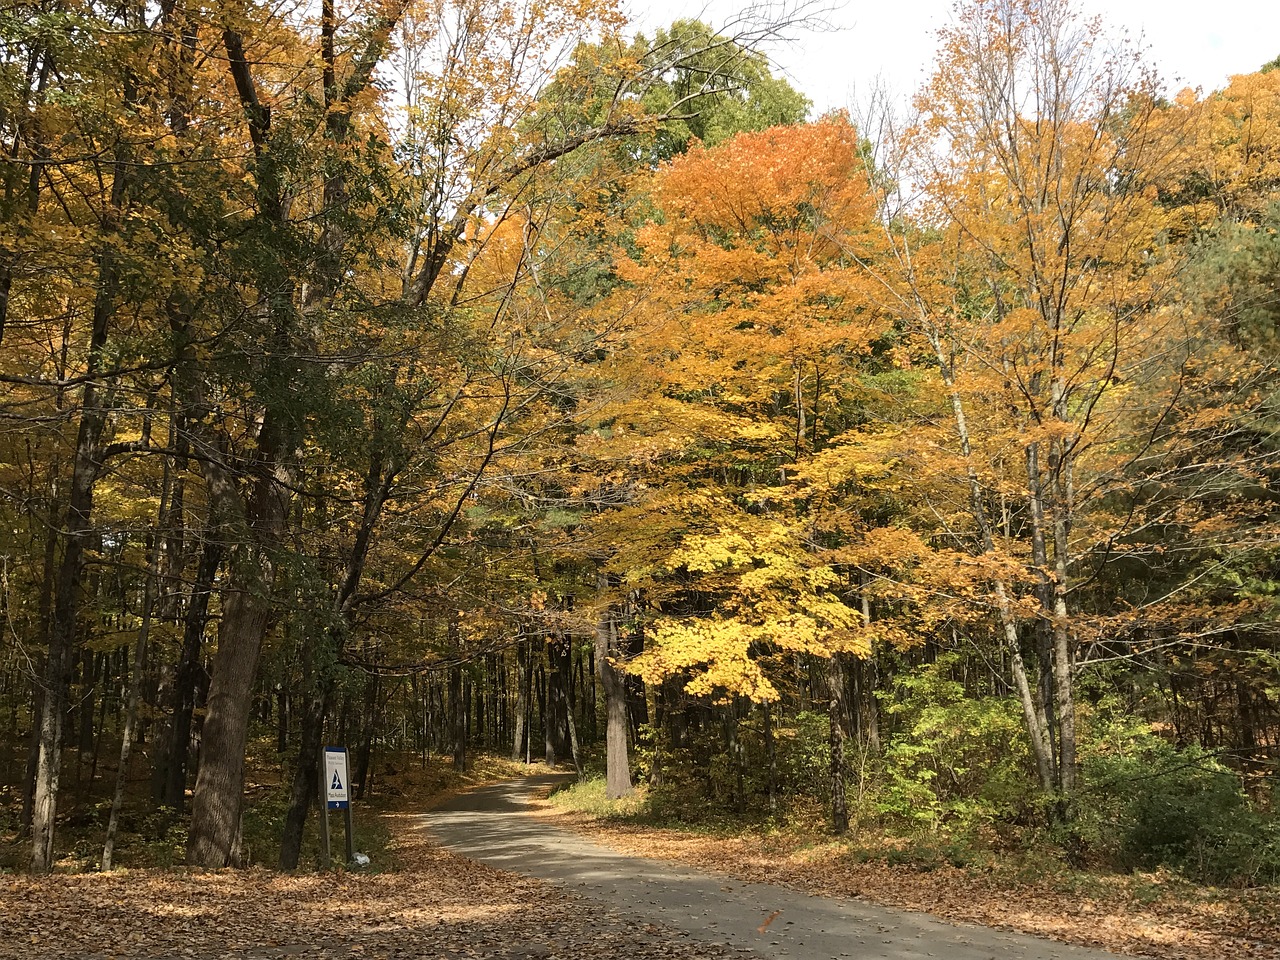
546, 776, 648, 819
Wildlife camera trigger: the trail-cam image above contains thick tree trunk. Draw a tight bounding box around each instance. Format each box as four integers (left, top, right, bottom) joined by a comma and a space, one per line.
186, 568, 272, 867
595, 604, 631, 799
185, 331, 298, 867
29, 678, 67, 872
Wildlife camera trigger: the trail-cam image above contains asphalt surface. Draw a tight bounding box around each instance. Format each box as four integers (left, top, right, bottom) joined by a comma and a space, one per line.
423, 775, 1128, 960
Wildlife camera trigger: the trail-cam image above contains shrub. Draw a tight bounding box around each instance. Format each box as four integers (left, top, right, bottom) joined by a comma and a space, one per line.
1080, 711, 1280, 885
876, 655, 1034, 833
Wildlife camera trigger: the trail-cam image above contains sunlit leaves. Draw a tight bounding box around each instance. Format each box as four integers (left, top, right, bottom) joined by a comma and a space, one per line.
579, 115, 895, 701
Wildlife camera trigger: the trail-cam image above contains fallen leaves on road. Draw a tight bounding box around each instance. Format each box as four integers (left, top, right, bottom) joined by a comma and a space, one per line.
755, 909, 782, 934
530, 804, 1280, 960
0, 815, 766, 960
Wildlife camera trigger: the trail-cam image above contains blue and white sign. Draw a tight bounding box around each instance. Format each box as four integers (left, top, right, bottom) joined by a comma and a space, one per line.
324, 746, 350, 809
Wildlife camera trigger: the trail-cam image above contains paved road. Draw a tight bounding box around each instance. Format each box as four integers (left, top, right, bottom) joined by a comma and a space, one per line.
423, 776, 1128, 960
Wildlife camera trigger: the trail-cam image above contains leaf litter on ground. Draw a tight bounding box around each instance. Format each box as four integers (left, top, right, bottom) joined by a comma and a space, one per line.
0, 812, 767, 960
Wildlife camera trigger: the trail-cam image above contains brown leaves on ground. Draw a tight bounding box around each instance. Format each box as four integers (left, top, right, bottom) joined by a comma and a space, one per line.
530, 804, 1280, 960
0, 814, 762, 960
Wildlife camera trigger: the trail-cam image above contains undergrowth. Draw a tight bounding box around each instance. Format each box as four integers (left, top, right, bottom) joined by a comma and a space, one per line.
0, 745, 532, 874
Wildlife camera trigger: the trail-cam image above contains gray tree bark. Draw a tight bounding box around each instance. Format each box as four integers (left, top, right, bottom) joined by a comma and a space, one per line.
595, 605, 631, 799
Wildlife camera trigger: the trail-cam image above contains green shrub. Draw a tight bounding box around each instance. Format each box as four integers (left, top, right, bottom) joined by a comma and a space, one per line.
1080, 712, 1280, 885
875, 655, 1034, 833
640, 709, 834, 824
643, 736, 717, 823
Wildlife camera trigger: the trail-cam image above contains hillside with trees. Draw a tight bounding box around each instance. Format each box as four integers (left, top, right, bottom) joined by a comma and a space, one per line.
0, 0, 1277, 896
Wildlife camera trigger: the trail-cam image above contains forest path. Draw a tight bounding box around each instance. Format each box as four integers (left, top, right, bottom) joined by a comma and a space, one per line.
422, 775, 1127, 960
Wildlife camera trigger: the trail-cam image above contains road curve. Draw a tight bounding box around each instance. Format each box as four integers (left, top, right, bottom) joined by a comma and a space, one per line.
422, 775, 1127, 960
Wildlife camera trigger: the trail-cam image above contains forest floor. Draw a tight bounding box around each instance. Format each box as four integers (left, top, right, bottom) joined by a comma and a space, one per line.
530, 793, 1280, 960
4, 758, 1277, 960
0, 755, 766, 959
0, 804, 763, 960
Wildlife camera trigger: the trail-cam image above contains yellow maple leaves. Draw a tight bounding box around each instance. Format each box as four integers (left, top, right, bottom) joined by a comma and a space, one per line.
578, 114, 900, 701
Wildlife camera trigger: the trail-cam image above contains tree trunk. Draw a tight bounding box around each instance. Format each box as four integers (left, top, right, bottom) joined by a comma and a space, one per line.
29, 65, 139, 870
565, 690, 584, 780
354, 673, 377, 800
22, 489, 62, 835
624, 592, 648, 739
828, 654, 849, 835
511, 638, 528, 761
725, 700, 746, 815
155, 537, 221, 809
595, 601, 631, 799
103, 533, 158, 870
930, 329, 1058, 794
76, 648, 96, 761
1048, 407, 1077, 799
763, 700, 777, 815
547, 636, 570, 764
186, 562, 272, 867
854, 581, 881, 753
450, 664, 465, 771
279, 624, 337, 870
276, 683, 289, 754
849, 654, 880, 754
541, 648, 557, 767
31, 363, 109, 871
19, 691, 41, 835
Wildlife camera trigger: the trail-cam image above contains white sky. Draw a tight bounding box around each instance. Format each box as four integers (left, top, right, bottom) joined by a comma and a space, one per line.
626, 0, 1280, 114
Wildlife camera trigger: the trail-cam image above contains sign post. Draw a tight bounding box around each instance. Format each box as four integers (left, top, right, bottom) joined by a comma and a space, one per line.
322, 746, 355, 866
